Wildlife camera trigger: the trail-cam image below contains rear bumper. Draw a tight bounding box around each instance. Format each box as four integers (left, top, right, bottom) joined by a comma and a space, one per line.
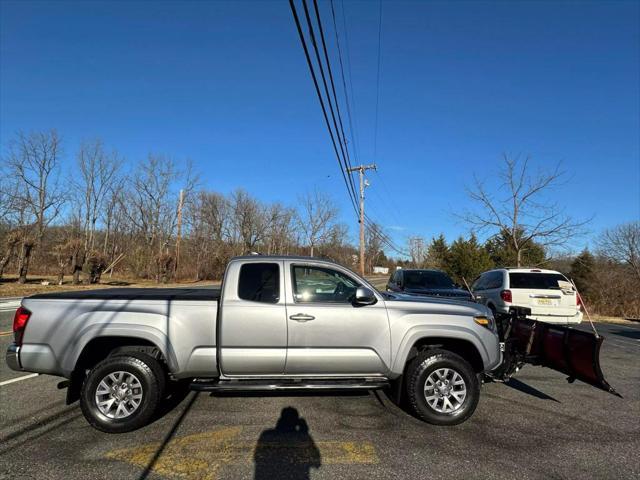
6, 343, 22, 371
496, 304, 583, 324
528, 311, 583, 325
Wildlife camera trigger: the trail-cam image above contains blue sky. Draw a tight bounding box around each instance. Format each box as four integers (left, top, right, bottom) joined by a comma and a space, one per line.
1, 0, 638, 254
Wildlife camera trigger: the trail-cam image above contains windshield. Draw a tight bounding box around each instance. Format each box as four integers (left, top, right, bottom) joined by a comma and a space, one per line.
404, 271, 455, 289
509, 272, 568, 290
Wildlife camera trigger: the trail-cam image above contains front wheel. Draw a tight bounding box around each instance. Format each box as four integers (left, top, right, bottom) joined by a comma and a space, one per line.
406, 349, 480, 426
80, 353, 164, 433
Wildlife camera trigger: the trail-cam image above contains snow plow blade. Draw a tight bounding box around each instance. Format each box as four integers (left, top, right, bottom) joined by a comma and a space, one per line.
496, 308, 621, 397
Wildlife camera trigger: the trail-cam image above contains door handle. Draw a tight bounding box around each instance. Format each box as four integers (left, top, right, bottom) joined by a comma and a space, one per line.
289, 313, 315, 322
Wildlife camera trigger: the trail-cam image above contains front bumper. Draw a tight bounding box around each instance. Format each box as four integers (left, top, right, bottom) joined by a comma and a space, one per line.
6, 343, 22, 371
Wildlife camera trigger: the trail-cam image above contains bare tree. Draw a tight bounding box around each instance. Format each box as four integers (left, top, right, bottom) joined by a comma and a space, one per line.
124, 155, 180, 278
0, 230, 21, 279
101, 179, 126, 257
597, 221, 640, 281
75, 139, 122, 253
2, 130, 65, 282
296, 190, 338, 257
265, 203, 296, 255
124, 155, 196, 280
186, 191, 230, 280
229, 189, 268, 255
321, 223, 355, 266
365, 222, 385, 273
0, 177, 17, 223
463, 154, 589, 266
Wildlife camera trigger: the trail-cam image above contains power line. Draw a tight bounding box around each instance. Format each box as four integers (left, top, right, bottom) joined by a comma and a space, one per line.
363, 212, 409, 256
290, 0, 407, 259
368, 177, 405, 229
339, 0, 361, 163
365, 220, 409, 257
288, 0, 358, 215
300, 0, 359, 207
330, 0, 359, 166
311, 0, 356, 183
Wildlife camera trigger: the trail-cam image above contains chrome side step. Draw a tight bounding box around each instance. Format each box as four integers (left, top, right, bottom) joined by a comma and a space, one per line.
190, 378, 389, 392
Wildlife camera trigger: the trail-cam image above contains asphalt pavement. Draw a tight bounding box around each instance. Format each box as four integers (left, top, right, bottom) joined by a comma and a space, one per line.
1, 307, 638, 479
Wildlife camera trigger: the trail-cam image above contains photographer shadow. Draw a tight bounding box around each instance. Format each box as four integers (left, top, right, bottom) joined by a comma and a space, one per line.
254, 407, 321, 480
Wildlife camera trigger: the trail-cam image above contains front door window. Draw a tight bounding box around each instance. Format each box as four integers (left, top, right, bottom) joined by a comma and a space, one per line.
291, 266, 359, 303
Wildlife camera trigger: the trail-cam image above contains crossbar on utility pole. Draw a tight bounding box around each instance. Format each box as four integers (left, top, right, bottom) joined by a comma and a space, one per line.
347, 163, 377, 276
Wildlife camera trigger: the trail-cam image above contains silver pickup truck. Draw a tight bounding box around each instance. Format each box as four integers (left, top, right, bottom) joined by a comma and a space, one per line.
6, 255, 617, 433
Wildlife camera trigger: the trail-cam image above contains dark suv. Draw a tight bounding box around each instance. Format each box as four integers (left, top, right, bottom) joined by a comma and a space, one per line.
386, 269, 473, 301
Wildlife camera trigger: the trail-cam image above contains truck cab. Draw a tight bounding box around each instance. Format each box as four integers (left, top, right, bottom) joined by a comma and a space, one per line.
219, 257, 395, 377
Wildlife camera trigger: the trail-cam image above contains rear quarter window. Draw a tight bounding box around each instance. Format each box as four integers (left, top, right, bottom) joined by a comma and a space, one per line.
238, 263, 280, 303
509, 272, 568, 290
472, 274, 486, 290
479, 271, 503, 290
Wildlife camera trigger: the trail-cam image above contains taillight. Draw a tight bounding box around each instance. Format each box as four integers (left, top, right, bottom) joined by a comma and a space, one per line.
12, 306, 31, 345
500, 289, 512, 303
577, 293, 583, 310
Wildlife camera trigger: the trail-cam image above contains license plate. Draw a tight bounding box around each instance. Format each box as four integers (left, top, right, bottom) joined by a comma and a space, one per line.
537, 298, 553, 305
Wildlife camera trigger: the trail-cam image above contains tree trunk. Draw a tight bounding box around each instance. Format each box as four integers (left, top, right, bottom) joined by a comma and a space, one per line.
17, 242, 33, 284
72, 265, 82, 284
516, 248, 522, 267
0, 248, 14, 279
310, 244, 314, 257
72, 251, 83, 285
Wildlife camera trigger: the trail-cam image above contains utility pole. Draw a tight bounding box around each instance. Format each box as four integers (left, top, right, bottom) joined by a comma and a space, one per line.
175, 189, 184, 276
348, 164, 377, 276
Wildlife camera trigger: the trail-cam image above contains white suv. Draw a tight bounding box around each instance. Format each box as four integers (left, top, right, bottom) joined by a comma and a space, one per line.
471, 268, 583, 325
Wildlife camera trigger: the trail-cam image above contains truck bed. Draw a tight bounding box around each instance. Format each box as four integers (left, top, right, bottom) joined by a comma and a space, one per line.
27, 287, 221, 301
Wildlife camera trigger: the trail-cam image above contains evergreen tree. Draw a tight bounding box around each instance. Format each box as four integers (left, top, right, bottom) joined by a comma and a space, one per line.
426, 234, 449, 269
485, 227, 546, 267
570, 249, 595, 297
445, 234, 494, 285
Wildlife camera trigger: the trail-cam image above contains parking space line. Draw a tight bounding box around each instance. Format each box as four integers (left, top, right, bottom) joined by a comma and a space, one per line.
107, 426, 378, 478
0, 373, 39, 386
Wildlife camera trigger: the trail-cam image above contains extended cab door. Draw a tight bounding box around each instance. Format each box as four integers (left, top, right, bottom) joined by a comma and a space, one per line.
219, 261, 287, 376
283, 261, 391, 376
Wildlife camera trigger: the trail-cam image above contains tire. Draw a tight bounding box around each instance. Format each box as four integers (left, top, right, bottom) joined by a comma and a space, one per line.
405, 349, 480, 426
80, 353, 165, 433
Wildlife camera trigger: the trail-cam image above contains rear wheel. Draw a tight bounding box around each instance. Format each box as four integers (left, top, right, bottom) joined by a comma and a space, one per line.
80, 353, 165, 433
406, 349, 480, 425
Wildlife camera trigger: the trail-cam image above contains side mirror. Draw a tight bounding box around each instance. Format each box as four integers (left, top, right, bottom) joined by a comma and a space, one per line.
354, 287, 377, 306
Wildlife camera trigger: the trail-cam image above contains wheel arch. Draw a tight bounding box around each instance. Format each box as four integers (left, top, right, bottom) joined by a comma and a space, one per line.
73, 336, 169, 373
65, 334, 173, 406
64, 326, 179, 377
392, 326, 490, 375
403, 337, 484, 373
